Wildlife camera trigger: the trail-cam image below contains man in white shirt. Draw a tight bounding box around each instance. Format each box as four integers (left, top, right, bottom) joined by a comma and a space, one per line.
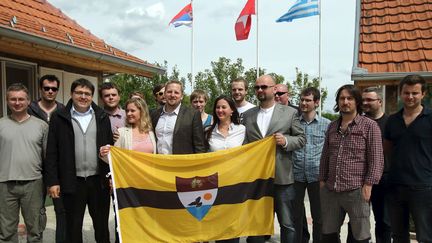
243, 75, 306, 243
151, 80, 206, 154
231, 77, 255, 115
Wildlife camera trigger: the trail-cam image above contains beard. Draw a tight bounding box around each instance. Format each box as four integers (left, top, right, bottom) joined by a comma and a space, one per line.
257, 93, 267, 102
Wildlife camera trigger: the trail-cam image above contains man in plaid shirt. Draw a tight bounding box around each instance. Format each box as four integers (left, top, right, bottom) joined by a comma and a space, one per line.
319, 84, 384, 243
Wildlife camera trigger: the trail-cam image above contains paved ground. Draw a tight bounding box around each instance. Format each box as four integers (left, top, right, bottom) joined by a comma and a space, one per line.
17, 196, 416, 242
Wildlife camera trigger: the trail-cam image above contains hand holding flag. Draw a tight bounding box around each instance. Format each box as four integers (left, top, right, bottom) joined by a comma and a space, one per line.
235, 0, 255, 41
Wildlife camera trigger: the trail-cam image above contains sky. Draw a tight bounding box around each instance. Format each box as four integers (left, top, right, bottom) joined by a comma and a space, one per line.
49, 0, 357, 112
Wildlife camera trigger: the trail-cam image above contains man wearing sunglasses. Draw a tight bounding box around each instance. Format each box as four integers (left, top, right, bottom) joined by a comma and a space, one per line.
243, 74, 306, 243
274, 84, 301, 115
28, 75, 65, 123
28, 75, 66, 243
152, 83, 166, 108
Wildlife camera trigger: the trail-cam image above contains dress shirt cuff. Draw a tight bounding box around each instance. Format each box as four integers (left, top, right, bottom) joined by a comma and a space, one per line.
282, 136, 288, 149
364, 177, 379, 185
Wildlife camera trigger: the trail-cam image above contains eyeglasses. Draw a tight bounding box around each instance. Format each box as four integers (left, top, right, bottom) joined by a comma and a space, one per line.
362, 98, 380, 102
43, 86, 59, 92
274, 92, 287, 96
73, 91, 92, 97
156, 92, 164, 96
254, 85, 274, 91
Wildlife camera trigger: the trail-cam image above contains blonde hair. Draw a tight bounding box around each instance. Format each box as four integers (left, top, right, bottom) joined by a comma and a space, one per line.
124, 97, 152, 133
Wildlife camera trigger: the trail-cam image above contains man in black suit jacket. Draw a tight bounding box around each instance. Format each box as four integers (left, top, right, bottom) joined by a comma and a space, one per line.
151, 80, 206, 154
45, 78, 113, 243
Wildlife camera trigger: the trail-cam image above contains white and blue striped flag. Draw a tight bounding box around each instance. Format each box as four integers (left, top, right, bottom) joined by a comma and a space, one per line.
276, 0, 319, 22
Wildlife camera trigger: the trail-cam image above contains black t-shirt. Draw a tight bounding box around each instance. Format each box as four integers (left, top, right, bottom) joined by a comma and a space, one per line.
384, 106, 432, 186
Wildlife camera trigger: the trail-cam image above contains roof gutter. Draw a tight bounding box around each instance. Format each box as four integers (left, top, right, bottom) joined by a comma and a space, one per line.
352, 71, 432, 81
0, 26, 166, 75
351, 0, 362, 80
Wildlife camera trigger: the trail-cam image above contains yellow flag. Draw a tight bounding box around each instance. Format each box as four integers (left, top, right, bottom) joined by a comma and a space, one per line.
109, 137, 275, 243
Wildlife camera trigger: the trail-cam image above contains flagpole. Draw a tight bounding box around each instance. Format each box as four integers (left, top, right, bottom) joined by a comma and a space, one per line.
318, 0, 322, 116
191, 0, 195, 90
256, 0, 259, 79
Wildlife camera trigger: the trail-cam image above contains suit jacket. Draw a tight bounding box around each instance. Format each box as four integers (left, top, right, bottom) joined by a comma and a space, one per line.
243, 103, 306, 185
151, 104, 206, 154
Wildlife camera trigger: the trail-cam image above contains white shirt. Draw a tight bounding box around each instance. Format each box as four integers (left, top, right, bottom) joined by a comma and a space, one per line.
155, 104, 181, 154
209, 123, 245, 152
71, 106, 94, 133
237, 101, 255, 114
257, 104, 275, 137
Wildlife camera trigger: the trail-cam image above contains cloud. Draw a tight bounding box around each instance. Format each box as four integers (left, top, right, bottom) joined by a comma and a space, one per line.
104, 2, 168, 51
202, 1, 242, 20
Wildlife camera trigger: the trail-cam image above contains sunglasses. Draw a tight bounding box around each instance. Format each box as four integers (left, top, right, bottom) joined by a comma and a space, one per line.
156, 92, 164, 96
274, 92, 287, 96
254, 85, 274, 91
43, 86, 59, 92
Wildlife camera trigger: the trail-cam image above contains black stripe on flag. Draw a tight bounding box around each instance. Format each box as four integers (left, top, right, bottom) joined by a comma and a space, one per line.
116, 178, 274, 210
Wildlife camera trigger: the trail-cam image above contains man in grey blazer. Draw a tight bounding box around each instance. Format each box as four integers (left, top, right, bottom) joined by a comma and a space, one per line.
243, 75, 306, 243
151, 80, 206, 154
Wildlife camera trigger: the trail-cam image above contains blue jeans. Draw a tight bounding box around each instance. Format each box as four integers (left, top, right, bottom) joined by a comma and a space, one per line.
389, 185, 432, 243
274, 184, 296, 243
247, 184, 295, 243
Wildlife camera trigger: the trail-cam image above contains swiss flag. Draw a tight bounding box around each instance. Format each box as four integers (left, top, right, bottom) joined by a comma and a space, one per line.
235, 0, 255, 41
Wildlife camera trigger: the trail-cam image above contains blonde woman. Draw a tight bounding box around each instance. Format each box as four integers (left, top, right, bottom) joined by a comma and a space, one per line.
100, 97, 156, 160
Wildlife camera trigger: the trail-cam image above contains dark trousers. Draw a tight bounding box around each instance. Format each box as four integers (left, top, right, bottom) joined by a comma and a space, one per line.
370, 179, 391, 243
294, 181, 321, 243
62, 176, 111, 243
389, 184, 432, 243
53, 198, 67, 243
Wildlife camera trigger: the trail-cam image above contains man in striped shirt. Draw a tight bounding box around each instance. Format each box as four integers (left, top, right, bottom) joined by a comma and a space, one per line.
319, 84, 384, 243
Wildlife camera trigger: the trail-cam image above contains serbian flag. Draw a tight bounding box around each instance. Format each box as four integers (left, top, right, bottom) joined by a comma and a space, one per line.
109, 137, 275, 242
169, 3, 193, 27
235, 0, 255, 41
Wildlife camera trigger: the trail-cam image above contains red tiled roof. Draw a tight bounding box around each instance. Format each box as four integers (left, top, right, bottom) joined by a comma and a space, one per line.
358, 0, 432, 73
0, 0, 154, 68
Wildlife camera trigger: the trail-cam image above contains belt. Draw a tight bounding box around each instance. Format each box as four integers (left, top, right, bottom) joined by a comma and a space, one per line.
7, 180, 33, 184
76, 175, 99, 181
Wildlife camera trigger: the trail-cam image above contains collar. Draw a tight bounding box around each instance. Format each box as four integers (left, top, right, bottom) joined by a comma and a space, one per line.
259, 104, 275, 113
398, 105, 431, 117
105, 107, 123, 117
300, 113, 319, 124
337, 113, 361, 127
71, 105, 93, 116
162, 103, 181, 115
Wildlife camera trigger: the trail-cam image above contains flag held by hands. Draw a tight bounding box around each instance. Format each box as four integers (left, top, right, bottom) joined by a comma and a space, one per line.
110, 137, 276, 242
169, 3, 193, 27
276, 0, 319, 23
235, 0, 255, 41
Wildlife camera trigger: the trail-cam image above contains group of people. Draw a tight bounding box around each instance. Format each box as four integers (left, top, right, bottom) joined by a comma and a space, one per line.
0, 72, 430, 243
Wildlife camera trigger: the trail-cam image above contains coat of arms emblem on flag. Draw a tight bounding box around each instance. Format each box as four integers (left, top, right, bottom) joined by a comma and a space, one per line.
176, 173, 218, 221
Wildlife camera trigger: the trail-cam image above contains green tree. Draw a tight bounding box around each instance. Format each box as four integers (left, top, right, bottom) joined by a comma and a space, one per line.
193, 57, 286, 113
110, 61, 173, 109
290, 67, 327, 108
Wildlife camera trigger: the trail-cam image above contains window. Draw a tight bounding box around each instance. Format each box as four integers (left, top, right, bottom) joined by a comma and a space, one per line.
0, 59, 36, 117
